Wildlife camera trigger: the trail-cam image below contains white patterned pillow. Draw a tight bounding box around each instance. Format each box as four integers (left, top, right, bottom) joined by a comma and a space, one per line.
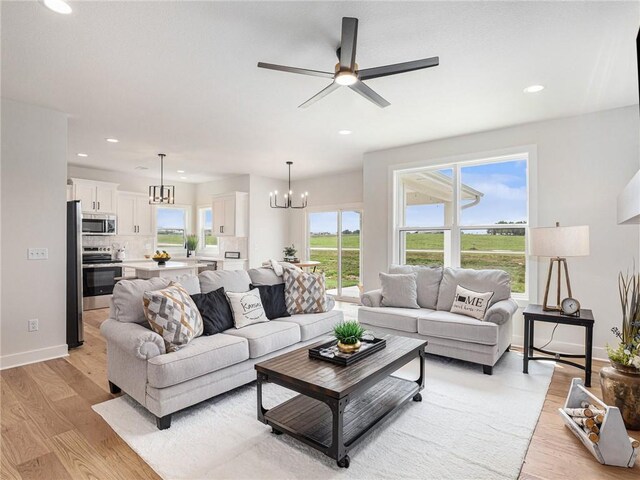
225, 288, 269, 329
283, 268, 328, 314
450, 285, 494, 320
143, 282, 203, 352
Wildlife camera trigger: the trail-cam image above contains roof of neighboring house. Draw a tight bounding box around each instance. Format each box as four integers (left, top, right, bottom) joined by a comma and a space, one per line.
400, 171, 484, 207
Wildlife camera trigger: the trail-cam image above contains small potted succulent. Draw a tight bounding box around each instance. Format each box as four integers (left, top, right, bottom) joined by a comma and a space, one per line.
185, 234, 199, 258
283, 244, 298, 263
333, 320, 366, 354
600, 269, 640, 429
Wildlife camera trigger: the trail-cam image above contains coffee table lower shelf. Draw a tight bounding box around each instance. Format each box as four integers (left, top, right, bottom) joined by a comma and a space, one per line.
262, 375, 420, 466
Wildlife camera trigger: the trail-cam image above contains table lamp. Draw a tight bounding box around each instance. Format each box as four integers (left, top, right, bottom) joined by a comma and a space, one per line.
529, 222, 590, 311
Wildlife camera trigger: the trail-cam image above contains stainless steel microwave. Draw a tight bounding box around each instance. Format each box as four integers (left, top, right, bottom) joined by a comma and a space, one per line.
82, 214, 116, 235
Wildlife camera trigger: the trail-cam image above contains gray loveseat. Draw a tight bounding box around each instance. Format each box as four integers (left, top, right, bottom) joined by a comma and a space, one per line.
100, 267, 343, 429
359, 266, 518, 374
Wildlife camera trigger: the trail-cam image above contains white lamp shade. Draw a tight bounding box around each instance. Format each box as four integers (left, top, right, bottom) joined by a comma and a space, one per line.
529, 225, 590, 257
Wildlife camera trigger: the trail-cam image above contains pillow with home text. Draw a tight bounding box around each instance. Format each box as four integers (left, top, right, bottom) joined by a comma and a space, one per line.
449, 285, 494, 320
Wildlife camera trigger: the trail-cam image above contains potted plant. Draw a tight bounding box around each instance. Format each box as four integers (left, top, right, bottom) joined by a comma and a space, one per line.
600, 269, 640, 429
185, 234, 199, 258
333, 320, 366, 354
283, 244, 298, 263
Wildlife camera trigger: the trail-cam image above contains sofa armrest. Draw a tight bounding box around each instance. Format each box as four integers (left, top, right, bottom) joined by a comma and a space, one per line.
326, 295, 336, 311
360, 289, 383, 308
484, 298, 518, 325
100, 318, 166, 360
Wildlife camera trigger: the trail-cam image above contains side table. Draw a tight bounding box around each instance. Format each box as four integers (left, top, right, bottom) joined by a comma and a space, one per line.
522, 304, 594, 387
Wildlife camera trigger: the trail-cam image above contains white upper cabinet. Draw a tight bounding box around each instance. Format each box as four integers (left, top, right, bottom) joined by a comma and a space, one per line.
117, 192, 154, 235
212, 192, 248, 237
69, 178, 118, 214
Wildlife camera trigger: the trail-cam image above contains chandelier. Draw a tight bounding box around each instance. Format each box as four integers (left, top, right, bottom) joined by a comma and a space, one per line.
149, 153, 175, 204
270, 161, 308, 209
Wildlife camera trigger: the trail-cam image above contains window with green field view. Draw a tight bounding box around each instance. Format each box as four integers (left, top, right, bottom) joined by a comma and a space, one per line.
396, 158, 529, 294
198, 207, 218, 252
308, 210, 362, 299
157, 206, 188, 249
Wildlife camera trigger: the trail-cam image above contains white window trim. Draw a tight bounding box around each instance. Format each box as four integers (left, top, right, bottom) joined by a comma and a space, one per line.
196, 205, 219, 255
388, 145, 538, 305
155, 204, 191, 255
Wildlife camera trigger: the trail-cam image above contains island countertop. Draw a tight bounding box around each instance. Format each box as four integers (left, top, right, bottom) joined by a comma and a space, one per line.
123, 261, 210, 272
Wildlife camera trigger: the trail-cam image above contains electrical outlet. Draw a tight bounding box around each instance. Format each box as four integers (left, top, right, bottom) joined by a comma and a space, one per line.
27, 248, 48, 260
28, 319, 39, 332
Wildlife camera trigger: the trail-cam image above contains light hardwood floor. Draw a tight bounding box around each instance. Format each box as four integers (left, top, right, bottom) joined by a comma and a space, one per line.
1, 308, 638, 479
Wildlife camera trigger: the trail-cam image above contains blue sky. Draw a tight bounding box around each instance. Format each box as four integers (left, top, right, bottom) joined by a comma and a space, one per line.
310, 211, 361, 235
157, 207, 186, 229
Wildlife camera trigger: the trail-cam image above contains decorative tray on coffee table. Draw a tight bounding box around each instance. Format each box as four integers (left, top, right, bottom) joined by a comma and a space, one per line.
308, 338, 386, 366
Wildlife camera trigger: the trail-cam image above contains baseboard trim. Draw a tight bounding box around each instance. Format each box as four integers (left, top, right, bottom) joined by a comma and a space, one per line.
511, 335, 608, 362
0, 344, 69, 370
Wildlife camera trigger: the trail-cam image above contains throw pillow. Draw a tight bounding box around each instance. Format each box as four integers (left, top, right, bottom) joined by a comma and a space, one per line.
379, 272, 420, 309
143, 282, 204, 352
389, 265, 443, 309
250, 283, 290, 320
283, 268, 328, 314
225, 289, 269, 329
449, 285, 494, 320
190, 287, 234, 335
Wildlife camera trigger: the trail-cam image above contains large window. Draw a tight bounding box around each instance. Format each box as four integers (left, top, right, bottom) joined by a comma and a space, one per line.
395, 156, 529, 296
156, 206, 188, 251
198, 206, 218, 253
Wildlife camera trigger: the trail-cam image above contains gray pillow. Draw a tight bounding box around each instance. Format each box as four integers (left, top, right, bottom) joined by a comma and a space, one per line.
436, 267, 511, 311
111, 277, 172, 324
389, 264, 443, 309
379, 272, 419, 309
248, 267, 283, 286
198, 270, 251, 294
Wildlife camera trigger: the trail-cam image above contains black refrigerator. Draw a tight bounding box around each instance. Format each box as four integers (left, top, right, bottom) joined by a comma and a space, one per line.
67, 200, 84, 348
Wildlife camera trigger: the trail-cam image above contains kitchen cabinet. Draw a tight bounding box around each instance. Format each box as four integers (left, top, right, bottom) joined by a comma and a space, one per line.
117, 192, 154, 236
69, 178, 118, 214
212, 192, 248, 237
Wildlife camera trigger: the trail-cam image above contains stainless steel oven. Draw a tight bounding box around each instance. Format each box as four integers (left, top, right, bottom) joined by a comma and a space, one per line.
82, 214, 116, 235
82, 247, 122, 310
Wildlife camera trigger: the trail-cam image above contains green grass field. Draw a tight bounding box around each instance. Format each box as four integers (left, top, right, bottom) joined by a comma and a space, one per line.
157, 233, 217, 247
310, 232, 525, 293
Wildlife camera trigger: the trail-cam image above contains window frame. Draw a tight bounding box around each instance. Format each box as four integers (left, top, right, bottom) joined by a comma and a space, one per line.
155, 204, 190, 255
197, 205, 219, 255
391, 147, 537, 304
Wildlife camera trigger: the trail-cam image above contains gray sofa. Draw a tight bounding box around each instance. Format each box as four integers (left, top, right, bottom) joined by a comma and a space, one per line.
359, 266, 518, 375
100, 267, 343, 429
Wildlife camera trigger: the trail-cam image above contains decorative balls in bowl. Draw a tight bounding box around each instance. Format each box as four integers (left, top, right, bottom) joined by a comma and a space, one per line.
152, 250, 171, 265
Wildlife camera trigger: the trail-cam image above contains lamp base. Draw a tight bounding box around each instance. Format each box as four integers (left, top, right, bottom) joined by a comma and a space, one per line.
542, 257, 572, 311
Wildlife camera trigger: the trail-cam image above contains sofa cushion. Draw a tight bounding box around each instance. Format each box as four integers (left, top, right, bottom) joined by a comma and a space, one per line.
436, 268, 510, 312
389, 265, 443, 309
143, 283, 204, 353
199, 270, 251, 294
379, 272, 419, 309
248, 267, 283, 286
147, 333, 249, 388
190, 287, 234, 335
417, 311, 499, 345
226, 289, 269, 329
174, 273, 201, 295
280, 310, 341, 341
251, 283, 290, 320
112, 277, 171, 324
358, 306, 435, 333
223, 321, 301, 358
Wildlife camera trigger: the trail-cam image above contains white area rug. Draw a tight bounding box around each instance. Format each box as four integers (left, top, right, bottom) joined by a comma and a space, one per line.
93, 352, 553, 480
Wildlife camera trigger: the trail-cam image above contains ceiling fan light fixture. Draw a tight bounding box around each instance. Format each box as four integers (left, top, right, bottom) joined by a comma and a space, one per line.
335, 71, 358, 86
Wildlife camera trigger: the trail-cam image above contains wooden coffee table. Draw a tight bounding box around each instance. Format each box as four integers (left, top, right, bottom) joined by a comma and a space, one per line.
255, 334, 427, 468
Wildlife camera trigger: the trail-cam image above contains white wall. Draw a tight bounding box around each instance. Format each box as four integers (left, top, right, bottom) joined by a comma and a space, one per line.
289, 170, 364, 254
363, 105, 640, 357
1, 99, 68, 368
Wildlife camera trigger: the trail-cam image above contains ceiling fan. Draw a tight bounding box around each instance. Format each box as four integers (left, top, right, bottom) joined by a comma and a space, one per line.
257, 17, 439, 109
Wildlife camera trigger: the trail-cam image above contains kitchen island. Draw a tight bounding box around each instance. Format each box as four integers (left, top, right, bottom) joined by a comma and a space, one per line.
124, 261, 210, 280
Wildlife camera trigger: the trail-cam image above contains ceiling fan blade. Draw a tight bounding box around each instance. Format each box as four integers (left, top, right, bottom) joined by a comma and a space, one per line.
257, 62, 334, 79
339, 17, 358, 70
349, 81, 390, 108
358, 56, 439, 81
298, 82, 341, 108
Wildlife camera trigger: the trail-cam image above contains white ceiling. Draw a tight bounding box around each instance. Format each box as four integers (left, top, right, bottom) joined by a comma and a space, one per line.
2, 1, 639, 183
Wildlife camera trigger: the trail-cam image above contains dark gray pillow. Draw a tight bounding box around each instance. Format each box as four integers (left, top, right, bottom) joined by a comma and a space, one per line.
436, 267, 511, 311
379, 272, 419, 309
389, 265, 443, 309
190, 287, 234, 335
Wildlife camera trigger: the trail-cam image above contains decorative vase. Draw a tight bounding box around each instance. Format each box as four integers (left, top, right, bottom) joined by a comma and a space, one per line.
337, 340, 361, 354
599, 361, 640, 430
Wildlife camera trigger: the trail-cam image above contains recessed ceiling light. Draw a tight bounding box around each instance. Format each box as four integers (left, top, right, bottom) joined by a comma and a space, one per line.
523, 85, 545, 93
105, 138, 119, 143
41, 0, 72, 15
338, 130, 352, 135
180, 176, 187, 180
177, 170, 185, 173
76, 153, 88, 157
